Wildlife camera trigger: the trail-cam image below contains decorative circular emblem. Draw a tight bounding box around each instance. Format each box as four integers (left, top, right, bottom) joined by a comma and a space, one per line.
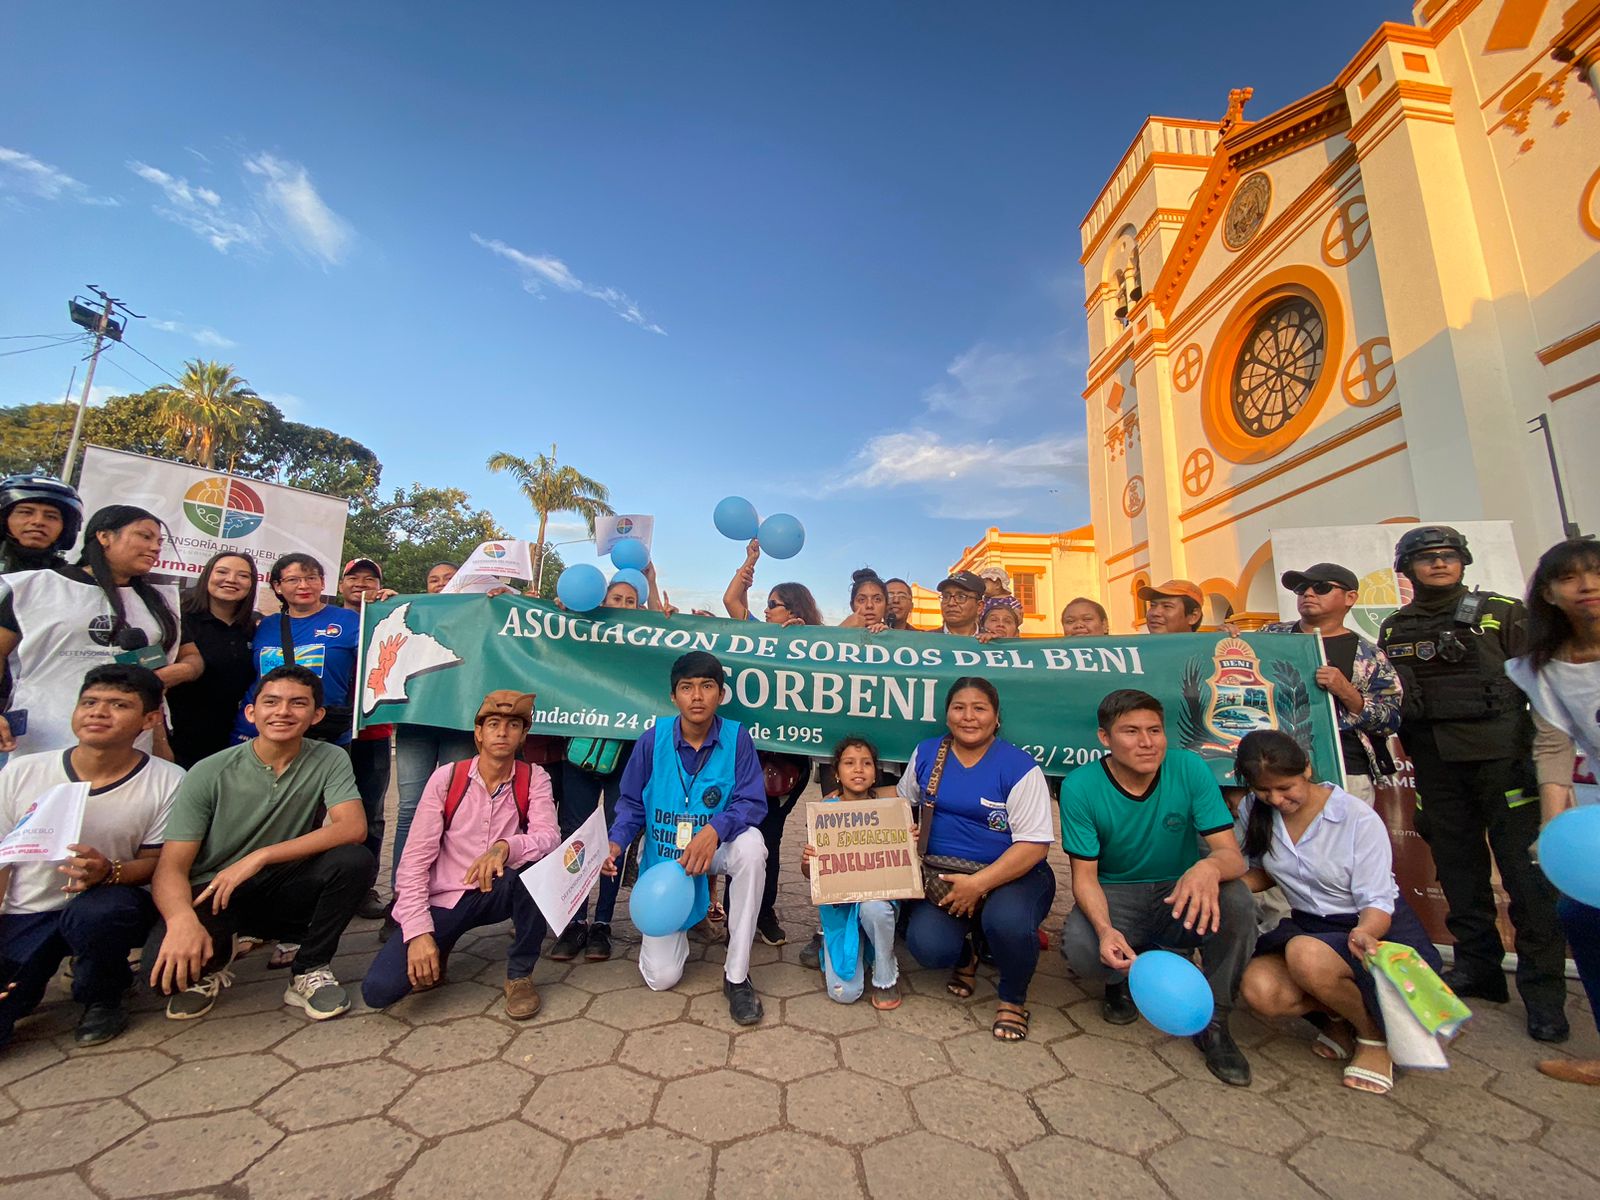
1231, 296, 1327, 437
1122, 475, 1146, 518
1321, 196, 1370, 266
1341, 338, 1395, 408
1173, 343, 1204, 392
1182, 449, 1215, 497
1223, 173, 1272, 250
701, 786, 722, 808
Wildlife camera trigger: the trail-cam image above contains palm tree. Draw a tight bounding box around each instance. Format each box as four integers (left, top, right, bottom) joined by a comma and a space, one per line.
152, 359, 266, 469
486, 444, 614, 587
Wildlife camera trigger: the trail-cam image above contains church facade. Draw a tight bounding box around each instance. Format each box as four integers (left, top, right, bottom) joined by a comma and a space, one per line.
1078, 0, 1600, 631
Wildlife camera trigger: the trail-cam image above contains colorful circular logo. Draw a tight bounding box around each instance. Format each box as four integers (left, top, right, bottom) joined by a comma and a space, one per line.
615, 517, 634, 536
1352, 568, 1414, 640
482, 543, 507, 559
564, 840, 585, 874
182, 477, 265, 539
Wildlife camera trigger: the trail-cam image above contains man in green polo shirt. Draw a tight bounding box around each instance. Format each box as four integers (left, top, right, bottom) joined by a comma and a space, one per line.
1059, 688, 1255, 1086
147, 665, 371, 1022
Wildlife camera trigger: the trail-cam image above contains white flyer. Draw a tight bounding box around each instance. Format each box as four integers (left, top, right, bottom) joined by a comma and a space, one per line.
519, 804, 608, 937
443, 539, 535, 590
593, 515, 654, 557
0, 782, 89, 865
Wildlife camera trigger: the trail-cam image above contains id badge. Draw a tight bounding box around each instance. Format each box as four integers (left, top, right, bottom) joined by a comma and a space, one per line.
675, 819, 693, 851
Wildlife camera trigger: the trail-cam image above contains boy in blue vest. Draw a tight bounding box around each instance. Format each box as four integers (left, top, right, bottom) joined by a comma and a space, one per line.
603, 651, 769, 1024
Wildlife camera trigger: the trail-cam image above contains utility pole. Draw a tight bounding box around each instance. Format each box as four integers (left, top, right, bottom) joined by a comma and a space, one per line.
61, 285, 142, 482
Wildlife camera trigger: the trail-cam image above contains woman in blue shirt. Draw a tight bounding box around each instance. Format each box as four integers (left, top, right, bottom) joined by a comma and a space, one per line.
1234, 729, 1440, 1096
897, 677, 1055, 1041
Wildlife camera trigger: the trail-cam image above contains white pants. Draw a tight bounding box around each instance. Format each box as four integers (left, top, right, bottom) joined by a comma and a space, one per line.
639, 826, 767, 991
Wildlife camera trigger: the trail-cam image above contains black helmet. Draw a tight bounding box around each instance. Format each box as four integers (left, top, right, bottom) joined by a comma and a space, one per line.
0, 474, 84, 553
1393, 524, 1473, 572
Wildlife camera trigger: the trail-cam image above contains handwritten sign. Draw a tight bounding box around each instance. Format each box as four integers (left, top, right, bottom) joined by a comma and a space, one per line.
806, 798, 922, 905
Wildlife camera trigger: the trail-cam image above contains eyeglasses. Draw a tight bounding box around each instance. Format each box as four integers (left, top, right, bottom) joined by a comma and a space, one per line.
277, 573, 324, 587
1293, 581, 1341, 596
1415, 551, 1462, 566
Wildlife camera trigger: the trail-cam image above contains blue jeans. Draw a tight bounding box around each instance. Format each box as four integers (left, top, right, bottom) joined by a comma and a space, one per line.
559, 761, 624, 926
907, 860, 1057, 1004
1558, 896, 1600, 1034
361, 866, 546, 1008
391, 725, 478, 888
350, 735, 392, 879
0, 887, 157, 1041
822, 900, 899, 1004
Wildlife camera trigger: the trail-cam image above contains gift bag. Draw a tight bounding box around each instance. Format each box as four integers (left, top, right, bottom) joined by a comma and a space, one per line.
1369, 942, 1472, 1070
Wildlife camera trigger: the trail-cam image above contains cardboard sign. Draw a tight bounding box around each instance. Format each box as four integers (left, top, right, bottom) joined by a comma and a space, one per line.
806, 798, 923, 904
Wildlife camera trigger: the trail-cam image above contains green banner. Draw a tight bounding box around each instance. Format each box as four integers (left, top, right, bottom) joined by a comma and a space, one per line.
357, 595, 1342, 783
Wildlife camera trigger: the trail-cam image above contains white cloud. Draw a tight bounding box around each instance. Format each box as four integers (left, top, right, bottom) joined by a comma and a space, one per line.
0, 146, 117, 205
472, 233, 666, 335
149, 318, 235, 349
922, 336, 1086, 421
128, 160, 260, 253
257, 391, 305, 418
833, 430, 1087, 491
244, 153, 352, 266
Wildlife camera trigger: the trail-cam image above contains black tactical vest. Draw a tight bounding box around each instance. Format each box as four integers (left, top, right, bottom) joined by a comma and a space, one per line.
1379, 590, 1524, 722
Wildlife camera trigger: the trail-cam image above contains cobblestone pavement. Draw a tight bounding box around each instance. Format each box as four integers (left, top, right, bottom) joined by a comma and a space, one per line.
1, 784, 1596, 1199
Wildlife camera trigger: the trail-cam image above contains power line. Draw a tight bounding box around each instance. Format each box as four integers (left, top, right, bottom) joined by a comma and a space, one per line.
116, 339, 185, 386
97, 349, 156, 390
0, 334, 92, 358
0, 333, 86, 342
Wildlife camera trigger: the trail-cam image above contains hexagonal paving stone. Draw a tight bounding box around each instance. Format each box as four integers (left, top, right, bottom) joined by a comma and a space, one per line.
1149, 1137, 1322, 1200
86, 1111, 284, 1198
586, 987, 689, 1030
158, 1008, 305, 1060
1397, 1076, 1545, 1141
1487, 1065, 1600, 1128
1290, 1136, 1471, 1200
877, 993, 981, 1039
523, 1064, 661, 1140
617, 1022, 730, 1079
561, 958, 649, 994
1419, 1130, 1600, 1200
275, 1012, 408, 1067
129, 1052, 295, 1119
903, 966, 996, 1002
1024, 972, 1087, 1009
666, 958, 733, 996
837, 1027, 951, 1087
729, 1025, 840, 1082
684, 988, 756, 1034
389, 1015, 513, 1071
241, 1117, 419, 1200
655, 1069, 781, 1143
0, 1037, 63, 1088
1151, 1078, 1307, 1153
0, 1099, 144, 1176
505, 1018, 623, 1075
549, 1126, 713, 1199
0, 1175, 98, 1200
1050, 1034, 1178, 1092
944, 1029, 1064, 1089
1150, 1033, 1287, 1090
1031, 1077, 1180, 1155
1009, 1136, 1169, 1200
1062, 999, 1170, 1046
385, 980, 500, 1023
911, 1074, 1044, 1151
394, 1120, 565, 1200
521, 981, 597, 1023
715, 1129, 865, 1200
1541, 1121, 1600, 1174
7, 1047, 174, 1108
748, 960, 822, 998
389, 1060, 534, 1137
787, 1070, 915, 1146
256, 1060, 415, 1131
862, 1130, 1016, 1200
782, 990, 880, 1035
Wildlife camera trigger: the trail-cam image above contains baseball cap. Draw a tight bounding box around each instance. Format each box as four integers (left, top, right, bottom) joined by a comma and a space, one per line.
1137, 579, 1204, 607
1280, 563, 1359, 592
937, 570, 986, 597
475, 690, 535, 726
342, 557, 383, 581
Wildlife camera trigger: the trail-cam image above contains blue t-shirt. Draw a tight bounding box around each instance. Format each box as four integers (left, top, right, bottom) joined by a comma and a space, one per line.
896, 735, 1054, 864
234, 605, 361, 743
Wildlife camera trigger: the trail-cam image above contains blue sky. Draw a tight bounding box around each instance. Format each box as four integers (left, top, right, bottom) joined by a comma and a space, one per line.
1, 1, 1400, 617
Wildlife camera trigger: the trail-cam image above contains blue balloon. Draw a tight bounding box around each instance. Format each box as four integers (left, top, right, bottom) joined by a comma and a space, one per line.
713, 495, 760, 541
630, 861, 695, 937
758, 512, 805, 560
1539, 806, 1600, 907
556, 563, 607, 612
610, 537, 649, 571
610, 567, 649, 605
1128, 949, 1214, 1037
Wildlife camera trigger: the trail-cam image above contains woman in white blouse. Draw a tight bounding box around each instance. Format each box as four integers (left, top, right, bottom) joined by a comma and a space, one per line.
1234, 730, 1440, 1096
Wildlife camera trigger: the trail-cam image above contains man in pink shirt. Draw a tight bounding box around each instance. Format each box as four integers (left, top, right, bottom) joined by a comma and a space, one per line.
361, 690, 558, 1019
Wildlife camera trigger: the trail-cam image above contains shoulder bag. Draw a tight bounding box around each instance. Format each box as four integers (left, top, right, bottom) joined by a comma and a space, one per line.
918, 736, 990, 907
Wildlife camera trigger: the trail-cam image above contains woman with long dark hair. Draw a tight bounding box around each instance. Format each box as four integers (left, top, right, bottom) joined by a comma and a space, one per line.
165, 551, 260, 768
1506, 538, 1600, 1086
0, 505, 182, 756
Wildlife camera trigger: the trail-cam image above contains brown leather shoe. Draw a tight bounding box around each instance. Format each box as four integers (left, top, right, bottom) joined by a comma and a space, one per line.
1537, 1058, 1600, 1086
504, 976, 542, 1021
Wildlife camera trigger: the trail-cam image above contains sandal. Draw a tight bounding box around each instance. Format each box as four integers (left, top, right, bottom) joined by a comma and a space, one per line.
1308, 1016, 1355, 1061
870, 984, 902, 1011
1342, 1037, 1394, 1095
992, 1002, 1030, 1042
946, 959, 978, 999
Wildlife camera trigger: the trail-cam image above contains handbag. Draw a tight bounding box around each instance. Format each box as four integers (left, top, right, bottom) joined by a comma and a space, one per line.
279, 614, 352, 743
567, 736, 624, 775
917, 736, 989, 907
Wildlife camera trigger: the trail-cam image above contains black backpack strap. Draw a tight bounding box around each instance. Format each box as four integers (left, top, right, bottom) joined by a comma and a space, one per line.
278, 612, 296, 667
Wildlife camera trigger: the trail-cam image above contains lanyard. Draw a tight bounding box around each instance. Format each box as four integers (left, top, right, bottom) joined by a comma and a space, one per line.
674, 728, 715, 813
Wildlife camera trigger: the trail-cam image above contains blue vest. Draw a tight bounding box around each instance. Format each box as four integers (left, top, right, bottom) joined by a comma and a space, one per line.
641, 716, 741, 932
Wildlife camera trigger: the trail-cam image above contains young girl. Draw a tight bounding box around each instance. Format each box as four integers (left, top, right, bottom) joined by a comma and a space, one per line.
802, 737, 903, 1009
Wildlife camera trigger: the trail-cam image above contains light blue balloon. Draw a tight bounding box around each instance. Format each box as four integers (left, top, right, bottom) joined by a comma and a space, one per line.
610, 568, 649, 605
713, 495, 760, 541
630, 861, 695, 936
1128, 949, 1214, 1037
556, 563, 607, 612
758, 512, 805, 560
1538, 806, 1600, 907
610, 537, 649, 571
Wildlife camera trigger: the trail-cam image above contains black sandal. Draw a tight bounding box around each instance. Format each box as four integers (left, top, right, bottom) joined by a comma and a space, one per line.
946, 959, 978, 999
992, 1002, 1030, 1042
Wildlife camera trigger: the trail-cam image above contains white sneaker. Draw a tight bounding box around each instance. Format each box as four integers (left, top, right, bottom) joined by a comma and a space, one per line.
165, 967, 235, 1020
284, 966, 350, 1020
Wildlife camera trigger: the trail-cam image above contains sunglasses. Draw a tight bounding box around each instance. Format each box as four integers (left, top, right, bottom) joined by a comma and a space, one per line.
765, 599, 788, 611
1415, 551, 1462, 565
1293, 581, 1342, 596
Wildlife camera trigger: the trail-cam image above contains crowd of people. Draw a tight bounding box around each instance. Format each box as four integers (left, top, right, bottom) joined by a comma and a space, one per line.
0, 471, 1596, 1098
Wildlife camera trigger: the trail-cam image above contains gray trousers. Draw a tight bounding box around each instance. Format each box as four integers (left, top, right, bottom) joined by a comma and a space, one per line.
1061, 878, 1256, 1008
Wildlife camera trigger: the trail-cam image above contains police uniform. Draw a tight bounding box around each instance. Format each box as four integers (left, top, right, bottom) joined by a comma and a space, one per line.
1378, 585, 1566, 1016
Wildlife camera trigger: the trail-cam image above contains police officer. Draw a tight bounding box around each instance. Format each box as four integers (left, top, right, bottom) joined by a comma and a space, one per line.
1378, 526, 1568, 1042
0, 475, 82, 575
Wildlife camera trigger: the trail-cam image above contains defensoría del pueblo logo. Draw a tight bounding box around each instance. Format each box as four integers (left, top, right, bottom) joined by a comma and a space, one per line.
182, 477, 265, 539
482, 543, 507, 559
564, 840, 586, 874
614, 517, 635, 537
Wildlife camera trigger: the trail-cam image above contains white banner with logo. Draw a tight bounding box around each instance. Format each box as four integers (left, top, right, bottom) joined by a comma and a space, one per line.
77, 445, 350, 605
1268, 521, 1525, 641
519, 804, 609, 937
593, 514, 653, 557
443, 539, 533, 594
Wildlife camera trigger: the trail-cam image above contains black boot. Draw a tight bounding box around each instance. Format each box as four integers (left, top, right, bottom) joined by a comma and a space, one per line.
1440, 965, 1509, 1003
1526, 1002, 1570, 1043
1193, 1015, 1251, 1087
1101, 980, 1139, 1025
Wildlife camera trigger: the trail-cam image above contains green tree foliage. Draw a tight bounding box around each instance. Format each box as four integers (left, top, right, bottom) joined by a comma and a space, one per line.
342, 484, 510, 594
151, 360, 266, 469
486, 445, 613, 589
